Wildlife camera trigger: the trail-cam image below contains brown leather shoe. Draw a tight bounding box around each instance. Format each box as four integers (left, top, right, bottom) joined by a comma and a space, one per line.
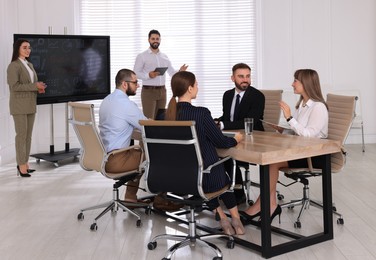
153, 194, 184, 212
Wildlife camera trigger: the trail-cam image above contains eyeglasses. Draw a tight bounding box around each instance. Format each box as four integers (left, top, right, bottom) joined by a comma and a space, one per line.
125, 80, 138, 85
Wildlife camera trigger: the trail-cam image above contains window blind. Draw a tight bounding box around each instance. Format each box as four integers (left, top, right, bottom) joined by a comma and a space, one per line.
78, 0, 256, 118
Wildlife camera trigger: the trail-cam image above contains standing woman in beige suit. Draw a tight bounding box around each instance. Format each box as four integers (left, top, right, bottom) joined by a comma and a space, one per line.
7, 39, 47, 177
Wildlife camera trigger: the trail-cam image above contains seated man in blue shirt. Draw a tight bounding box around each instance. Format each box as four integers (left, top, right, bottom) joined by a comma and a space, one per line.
99, 68, 148, 203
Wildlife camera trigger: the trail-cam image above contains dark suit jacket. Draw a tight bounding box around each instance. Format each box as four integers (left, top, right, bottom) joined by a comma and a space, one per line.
7, 59, 38, 115
218, 86, 265, 131
177, 102, 238, 193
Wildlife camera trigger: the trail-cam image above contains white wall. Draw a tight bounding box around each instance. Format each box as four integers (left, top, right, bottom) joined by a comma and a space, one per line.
258, 0, 376, 144
0, 0, 76, 165
0, 0, 375, 165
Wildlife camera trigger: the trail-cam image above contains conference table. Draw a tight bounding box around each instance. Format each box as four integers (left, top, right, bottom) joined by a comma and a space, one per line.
215, 130, 341, 258
134, 128, 341, 258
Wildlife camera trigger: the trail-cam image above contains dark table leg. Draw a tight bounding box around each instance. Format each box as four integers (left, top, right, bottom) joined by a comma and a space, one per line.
259, 165, 272, 258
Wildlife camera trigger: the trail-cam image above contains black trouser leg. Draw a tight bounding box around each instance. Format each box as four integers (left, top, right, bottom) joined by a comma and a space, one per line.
224, 160, 245, 204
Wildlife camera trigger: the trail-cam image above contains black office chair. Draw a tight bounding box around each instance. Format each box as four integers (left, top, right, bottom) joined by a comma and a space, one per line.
139, 120, 235, 260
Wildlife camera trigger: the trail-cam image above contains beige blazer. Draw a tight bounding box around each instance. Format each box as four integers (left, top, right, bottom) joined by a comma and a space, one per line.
7, 59, 39, 115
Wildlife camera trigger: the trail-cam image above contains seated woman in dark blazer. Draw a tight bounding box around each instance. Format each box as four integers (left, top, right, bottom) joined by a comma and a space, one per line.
164, 71, 245, 235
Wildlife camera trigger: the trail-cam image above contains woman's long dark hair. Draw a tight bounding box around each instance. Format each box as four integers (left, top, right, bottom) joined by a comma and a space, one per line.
294, 69, 328, 110
11, 39, 30, 62
165, 71, 196, 120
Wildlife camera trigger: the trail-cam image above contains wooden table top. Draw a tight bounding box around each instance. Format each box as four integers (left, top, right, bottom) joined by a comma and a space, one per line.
217, 130, 341, 165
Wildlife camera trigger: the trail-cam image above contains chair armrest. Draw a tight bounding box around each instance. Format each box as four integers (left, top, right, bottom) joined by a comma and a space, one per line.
68, 119, 93, 126
107, 145, 145, 173
280, 167, 322, 175
280, 157, 314, 174
203, 156, 232, 173
203, 156, 236, 190
108, 145, 143, 156
280, 157, 316, 177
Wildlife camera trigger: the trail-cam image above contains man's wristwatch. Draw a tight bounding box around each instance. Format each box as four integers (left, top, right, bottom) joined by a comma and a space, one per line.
286, 116, 293, 122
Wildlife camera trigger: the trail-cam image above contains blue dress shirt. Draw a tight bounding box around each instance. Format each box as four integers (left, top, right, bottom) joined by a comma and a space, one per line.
99, 89, 147, 153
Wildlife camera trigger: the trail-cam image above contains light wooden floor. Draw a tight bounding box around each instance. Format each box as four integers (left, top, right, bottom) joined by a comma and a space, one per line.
0, 144, 375, 260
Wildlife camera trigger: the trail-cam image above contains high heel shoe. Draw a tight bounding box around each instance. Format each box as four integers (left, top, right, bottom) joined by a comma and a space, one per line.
270, 205, 282, 224
231, 217, 245, 235
27, 168, 36, 173
219, 219, 235, 235
17, 166, 31, 177
239, 210, 261, 223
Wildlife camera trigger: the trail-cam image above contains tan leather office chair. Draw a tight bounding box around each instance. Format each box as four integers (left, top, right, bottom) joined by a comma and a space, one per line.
238, 89, 284, 205
332, 90, 365, 152
139, 120, 235, 260
68, 102, 150, 231
260, 89, 283, 132
279, 94, 356, 228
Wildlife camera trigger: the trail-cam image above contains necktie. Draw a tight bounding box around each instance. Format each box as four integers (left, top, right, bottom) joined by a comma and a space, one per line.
234, 94, 240, 120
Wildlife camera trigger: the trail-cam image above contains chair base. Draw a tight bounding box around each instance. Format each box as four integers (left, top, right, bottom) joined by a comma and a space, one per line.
77, 186, 150, 230
148, 208, 234, 259
280, 184, 344, 228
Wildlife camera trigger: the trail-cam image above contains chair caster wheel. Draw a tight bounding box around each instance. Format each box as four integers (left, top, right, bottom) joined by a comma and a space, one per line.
337, 218, 344, 225
294, 221, 301, 228
90, 223, 98, 231
277, 194, 284, 200
136, 219, 142, 227
145, 207, 152, 215
77, 212, 84, 220
226, 240, 235, 249
213, 257, 222, 260
148, 241, 157, 250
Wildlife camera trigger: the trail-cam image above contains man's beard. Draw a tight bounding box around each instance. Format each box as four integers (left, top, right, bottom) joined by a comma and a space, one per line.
126, 89, 136, 96
235, 82, 249, 91
150, 42, 160, 49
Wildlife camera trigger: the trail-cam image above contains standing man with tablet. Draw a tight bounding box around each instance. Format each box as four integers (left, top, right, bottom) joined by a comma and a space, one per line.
134, 29, 188, 119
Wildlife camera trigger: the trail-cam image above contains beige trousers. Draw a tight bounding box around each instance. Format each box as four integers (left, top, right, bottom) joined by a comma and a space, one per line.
141, 87, 166, 119
12, 113, 35, 165
105, 148, 143, 201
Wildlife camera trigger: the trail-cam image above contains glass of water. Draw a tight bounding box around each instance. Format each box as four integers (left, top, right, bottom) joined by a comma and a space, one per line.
244, 118, 254, 135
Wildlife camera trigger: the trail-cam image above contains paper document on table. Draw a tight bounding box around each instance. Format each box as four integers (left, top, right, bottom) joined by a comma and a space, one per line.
260, 119, 291, 130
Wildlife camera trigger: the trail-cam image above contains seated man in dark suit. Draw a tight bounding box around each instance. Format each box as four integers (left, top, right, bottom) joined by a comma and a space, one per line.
215, 63, 265, 204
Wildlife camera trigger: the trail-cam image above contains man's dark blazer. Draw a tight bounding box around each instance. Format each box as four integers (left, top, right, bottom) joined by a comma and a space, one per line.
218, 86, 265, 130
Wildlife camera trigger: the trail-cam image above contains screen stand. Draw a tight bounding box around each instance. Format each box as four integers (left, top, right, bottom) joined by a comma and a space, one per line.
30, 27, 79, 167
30, 103, 79, 167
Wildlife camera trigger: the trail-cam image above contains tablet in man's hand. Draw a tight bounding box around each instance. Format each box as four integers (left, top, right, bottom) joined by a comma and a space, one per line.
154, 67, 168, 75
